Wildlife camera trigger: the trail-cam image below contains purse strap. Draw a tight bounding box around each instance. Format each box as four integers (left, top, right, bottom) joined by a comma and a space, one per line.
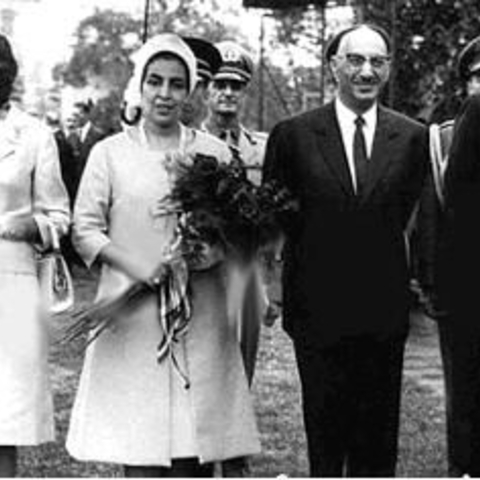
47, 221, 61, 253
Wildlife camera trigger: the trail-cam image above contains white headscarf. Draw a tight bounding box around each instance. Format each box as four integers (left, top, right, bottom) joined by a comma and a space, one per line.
123, 32, 197, 124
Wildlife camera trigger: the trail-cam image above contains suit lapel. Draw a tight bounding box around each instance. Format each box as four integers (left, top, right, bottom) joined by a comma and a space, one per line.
362, 107, 400, 201
313, 104, 355, 197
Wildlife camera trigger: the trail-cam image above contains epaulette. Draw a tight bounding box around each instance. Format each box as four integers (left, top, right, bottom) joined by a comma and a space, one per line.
241, 126, 268, 146
438, 118, 455, 132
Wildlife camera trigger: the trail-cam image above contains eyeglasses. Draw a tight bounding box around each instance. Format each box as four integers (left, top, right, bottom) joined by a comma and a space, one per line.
212, 79, 245, 91
337, 53, 391, 70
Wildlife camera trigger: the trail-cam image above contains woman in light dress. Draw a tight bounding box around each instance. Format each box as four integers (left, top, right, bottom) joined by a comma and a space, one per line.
66, 33, 260, 477
0, 34, 70, 477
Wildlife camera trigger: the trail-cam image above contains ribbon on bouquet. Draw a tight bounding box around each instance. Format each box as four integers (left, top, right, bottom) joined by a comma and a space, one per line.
58, 255, 193, 389
154, 257, 192, 389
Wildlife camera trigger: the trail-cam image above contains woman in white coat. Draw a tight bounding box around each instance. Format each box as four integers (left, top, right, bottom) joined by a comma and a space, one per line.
0, 35, 70, 477
67, 33, 260, 477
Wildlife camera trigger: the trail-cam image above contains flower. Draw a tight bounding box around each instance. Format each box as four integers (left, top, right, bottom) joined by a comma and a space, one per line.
159, 152, 298, 261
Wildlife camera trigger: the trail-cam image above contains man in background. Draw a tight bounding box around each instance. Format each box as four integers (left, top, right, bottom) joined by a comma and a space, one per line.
204, 40, 270, 478
63, 97, 107, 205
205, 40, 267, 184
45, 111, 76, 207
181, 37, 222, 129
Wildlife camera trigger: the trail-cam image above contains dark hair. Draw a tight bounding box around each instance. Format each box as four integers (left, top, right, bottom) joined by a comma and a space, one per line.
0, 34, 18, 102
325, 23, 392, 63
73, 98, 94, 114
140, 51, 190, 92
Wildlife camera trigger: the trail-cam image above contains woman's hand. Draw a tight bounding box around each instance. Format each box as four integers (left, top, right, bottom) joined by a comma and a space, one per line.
0, 216, 40, 243
98, 243, 166, 285
187, 241, 225, 271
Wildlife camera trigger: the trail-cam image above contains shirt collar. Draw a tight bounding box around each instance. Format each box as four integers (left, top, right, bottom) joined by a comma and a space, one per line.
204, 117, 241, 144
335, 98, 378, 131
79, 121, 91, 141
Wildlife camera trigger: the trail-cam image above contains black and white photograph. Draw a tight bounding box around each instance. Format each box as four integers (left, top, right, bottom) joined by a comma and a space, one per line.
0, 0, 477, 477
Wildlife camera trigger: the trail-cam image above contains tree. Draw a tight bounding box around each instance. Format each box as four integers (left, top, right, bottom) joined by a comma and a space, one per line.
359, 0, 480, 122
56, 1, 245, 132
54, 9, 143, 132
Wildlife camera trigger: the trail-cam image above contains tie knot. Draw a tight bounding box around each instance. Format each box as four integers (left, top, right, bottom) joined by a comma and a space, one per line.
355, 116, 365, 128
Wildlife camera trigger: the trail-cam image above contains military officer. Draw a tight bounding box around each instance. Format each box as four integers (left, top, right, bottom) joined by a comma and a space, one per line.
205, 41, 270, 478
181, 37, 222, 129
204, 40, 267, 185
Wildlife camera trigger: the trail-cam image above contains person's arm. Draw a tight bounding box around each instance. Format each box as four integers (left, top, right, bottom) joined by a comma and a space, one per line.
72, 141, 161, 283
444, 95, 480, 211
260, 121, 293, 324
98, 242, 165, 284
1, 125, 71, 246
0, 215, 40, 243
32, 125, 71, 246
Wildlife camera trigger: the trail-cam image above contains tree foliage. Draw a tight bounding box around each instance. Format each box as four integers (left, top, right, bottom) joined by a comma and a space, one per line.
61, 9, 142, 90
57, 1, 246, 132
54, 0, 480, 132
361, 0, 480, 122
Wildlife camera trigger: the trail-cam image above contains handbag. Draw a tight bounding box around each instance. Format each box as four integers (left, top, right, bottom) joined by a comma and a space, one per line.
37, 223, 74, 314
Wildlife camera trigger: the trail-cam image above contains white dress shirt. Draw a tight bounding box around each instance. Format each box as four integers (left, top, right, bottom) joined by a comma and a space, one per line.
79, 121, 92, 142
335, 98, 377, 193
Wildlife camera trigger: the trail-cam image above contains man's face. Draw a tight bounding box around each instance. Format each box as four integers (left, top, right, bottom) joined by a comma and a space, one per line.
64, 104, 89, 130
467, 70, 480, 96
208, 78, 247, 116
330, 27, 390, 112
181, 78, 209, 127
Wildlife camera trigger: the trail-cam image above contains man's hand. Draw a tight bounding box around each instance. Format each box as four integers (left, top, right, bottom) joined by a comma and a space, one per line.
264, 300, 282, 327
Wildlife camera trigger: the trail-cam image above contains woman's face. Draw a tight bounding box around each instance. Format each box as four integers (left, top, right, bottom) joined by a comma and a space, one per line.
141, 55, 189, 130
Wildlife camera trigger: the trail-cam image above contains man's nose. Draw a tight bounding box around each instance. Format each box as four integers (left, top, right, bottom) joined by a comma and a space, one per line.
359, 60, 376, 76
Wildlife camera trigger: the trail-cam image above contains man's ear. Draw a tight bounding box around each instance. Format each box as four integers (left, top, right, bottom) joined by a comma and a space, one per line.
328, 58, 340, 84
203, 84, 211, 101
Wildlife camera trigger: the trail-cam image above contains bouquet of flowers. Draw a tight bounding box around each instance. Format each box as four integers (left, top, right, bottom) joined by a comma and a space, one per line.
160, 152, 298, 263
58, 152, 297, 385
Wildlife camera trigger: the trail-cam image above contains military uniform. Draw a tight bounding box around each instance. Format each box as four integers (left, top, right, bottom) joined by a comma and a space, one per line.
205, 41, 270, 477
204, 122, 267, 185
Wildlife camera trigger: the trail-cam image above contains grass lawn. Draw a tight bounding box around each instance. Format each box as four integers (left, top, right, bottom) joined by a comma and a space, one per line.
17, 269, 447, 477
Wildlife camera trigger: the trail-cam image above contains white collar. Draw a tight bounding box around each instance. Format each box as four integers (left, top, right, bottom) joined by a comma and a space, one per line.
138, 120, 188, 153
335, 98, 378, 130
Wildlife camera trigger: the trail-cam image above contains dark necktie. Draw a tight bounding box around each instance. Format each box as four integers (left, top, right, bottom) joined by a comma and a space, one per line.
219, 129, 239, 146
67, 130, 82, 156
353, 116, 368, 195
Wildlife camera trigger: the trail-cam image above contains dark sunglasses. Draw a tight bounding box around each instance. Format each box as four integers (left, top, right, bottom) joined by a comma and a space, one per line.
212, 79, 245, 91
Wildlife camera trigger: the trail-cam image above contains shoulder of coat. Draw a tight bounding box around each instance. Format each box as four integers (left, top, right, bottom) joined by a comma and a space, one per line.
240, 126, 268, 146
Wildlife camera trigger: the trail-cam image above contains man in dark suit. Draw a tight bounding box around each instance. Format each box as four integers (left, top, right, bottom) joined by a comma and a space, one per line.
262, 24, 429, 477
64, 98, 107, 204
414, 36, 480, 477
61, 98, 107, 269
437, 39, 480, 475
